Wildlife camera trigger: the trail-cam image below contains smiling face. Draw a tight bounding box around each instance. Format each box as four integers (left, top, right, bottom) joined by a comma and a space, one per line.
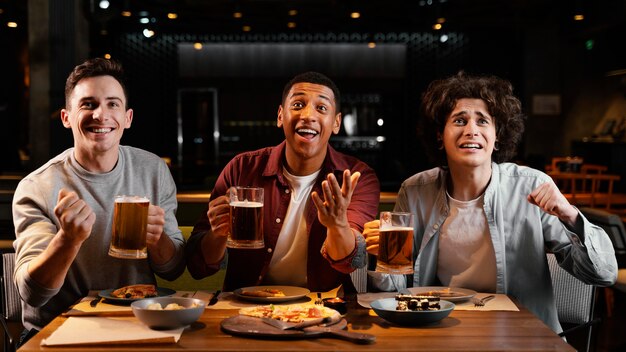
60, 75, 133, 172
441, 98, 496, 172
277, 82, 341, 175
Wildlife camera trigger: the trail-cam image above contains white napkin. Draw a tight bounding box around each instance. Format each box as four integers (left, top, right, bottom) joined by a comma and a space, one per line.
64, 296, 132, 316
41, 317, 184, 346
452, 293, 519, 311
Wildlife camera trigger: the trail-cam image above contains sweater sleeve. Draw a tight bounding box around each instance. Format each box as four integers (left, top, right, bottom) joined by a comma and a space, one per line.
149, 160, 186, 281
12, 178, 62, 307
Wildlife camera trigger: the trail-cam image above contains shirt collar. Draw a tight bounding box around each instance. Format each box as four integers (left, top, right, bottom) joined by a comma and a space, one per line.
262, 140, 345, 184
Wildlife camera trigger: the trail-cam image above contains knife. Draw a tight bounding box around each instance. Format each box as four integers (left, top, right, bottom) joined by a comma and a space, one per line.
89, 297, 102, 307
208, 290, 221, 306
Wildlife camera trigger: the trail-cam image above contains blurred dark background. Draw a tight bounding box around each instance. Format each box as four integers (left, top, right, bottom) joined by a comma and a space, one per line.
1, 0, 626, 192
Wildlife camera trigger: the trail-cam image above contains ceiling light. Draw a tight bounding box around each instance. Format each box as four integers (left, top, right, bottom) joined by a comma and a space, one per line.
432, 23, 442, 30
121, 11, 131, 17
100, 29, 108, 35
99, 0, 110, 10
288, 9, 297, 16
193, 43, 203, 50
233, 12, 242, 19
437, 17, 446, 24
7, 22, 18, 28
440, 34, 449, 43
350, 12, 360, 19
242, 25, 251, 32
104, 53, 112, 59
167, 13, 178, 20
574, 14, 584, 21
142, 28, 155, 38
287, 22, 296, 28
140, 17, 149, 24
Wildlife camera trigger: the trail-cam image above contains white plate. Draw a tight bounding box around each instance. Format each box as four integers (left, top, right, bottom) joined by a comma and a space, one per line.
233, 285, 311, 303
408, 286, 477, 302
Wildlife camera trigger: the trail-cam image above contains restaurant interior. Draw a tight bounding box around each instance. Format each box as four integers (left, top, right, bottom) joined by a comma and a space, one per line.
1, 0, 626, 351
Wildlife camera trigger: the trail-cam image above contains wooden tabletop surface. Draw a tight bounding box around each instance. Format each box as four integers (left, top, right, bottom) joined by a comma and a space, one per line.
19, 299, 573, 352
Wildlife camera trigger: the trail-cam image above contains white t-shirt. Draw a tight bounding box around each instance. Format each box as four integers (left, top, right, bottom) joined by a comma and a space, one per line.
437, 192, 497, 292
264, 168, 320, 286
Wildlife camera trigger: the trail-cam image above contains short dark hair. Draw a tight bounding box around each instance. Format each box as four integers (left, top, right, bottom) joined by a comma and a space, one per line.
64, 58, 128, 109
418, 71, 526, 165
281, 72, 341, 111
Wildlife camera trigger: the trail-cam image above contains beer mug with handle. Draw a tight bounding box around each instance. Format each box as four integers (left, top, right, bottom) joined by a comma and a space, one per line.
227, 187, 265, 249
109, 195, 150, 259
376, 211, 414, 274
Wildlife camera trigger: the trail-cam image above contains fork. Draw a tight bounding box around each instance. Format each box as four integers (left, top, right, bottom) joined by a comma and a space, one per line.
472, 295, 495, 307
315, 292, 323, 306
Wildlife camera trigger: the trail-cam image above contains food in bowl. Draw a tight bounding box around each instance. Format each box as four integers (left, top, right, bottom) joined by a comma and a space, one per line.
146, 302, 202, 310
371, 297, 454, 326
395, 294, 441, 311
322, 297, 347, 315
131, 297, 206, 329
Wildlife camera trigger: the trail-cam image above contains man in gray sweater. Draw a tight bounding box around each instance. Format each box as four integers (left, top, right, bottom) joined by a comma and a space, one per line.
11, 58, 185, 344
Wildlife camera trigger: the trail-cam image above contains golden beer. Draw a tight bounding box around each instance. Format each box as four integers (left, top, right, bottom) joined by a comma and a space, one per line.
376, 211, 414, 274
109, 195, 149, 259
377, 227, 414, 274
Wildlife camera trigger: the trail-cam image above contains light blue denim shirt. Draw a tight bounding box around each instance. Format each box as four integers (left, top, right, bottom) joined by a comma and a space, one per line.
369, 162, 617, 333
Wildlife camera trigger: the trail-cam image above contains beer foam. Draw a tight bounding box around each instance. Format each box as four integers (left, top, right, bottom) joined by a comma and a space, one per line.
230, 200, 263, 208
115, 195, 149, 203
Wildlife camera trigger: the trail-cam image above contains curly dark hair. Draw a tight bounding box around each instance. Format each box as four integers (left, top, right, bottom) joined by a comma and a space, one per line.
282, 71, 340, 111
64, 58, 128, 109
417, 72, 526, 166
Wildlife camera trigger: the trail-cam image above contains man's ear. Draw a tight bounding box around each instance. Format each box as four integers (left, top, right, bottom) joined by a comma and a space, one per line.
277, 105, 284, 128
60, 109, 72, 129
332, 112, 342, 134
124, 109, 134, 129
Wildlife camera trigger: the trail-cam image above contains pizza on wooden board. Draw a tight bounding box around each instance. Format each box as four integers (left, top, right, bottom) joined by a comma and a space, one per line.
111, 284, 158, 299
239, 288, 286, 298
239, 304, 340, 323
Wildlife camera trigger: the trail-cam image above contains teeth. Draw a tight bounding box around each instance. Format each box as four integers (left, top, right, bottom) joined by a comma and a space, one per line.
297, 128, 318, 135
92, 128, 112, 133
461, 143, 480, 148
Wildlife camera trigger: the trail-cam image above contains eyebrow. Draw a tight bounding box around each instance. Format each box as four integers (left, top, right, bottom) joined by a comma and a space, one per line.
289, 92, 333, 105
78, 96, 124, 104
450, 110, 492, 119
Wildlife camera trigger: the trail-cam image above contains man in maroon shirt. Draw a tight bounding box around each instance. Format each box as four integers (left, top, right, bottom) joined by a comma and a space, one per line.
186, 72, 380, 293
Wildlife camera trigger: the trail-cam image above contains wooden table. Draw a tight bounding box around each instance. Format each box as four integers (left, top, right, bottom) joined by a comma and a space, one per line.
19, 300, 573, 351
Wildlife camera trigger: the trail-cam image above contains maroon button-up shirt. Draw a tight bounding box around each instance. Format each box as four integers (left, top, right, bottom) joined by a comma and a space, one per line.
186, 141, 380, 292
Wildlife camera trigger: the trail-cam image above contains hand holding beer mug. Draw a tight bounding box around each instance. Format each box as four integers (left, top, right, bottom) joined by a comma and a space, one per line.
227, 187, 264, 249
109, 195, 150, 259
376, 211, 414, 274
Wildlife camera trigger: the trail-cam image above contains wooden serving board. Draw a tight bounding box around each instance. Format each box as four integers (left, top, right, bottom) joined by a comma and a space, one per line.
221, 315, 347, 339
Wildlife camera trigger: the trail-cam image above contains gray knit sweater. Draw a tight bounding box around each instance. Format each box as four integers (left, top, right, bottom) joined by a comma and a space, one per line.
12, 146, 185, 330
